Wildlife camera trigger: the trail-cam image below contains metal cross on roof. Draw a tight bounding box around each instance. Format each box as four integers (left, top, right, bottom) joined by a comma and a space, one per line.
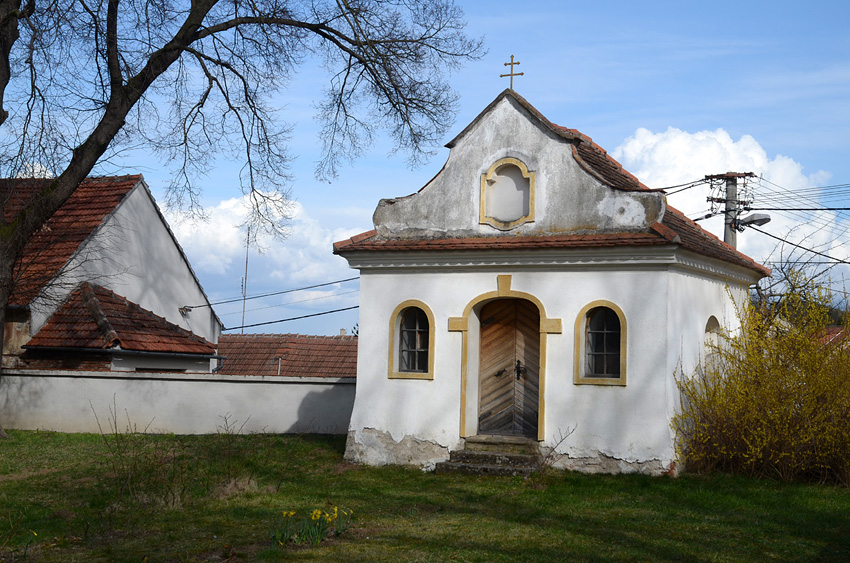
500, 54, 524, 89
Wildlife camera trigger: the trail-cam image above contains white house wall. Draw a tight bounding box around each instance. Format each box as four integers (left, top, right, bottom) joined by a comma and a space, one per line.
345, 258, 755, 473
0, 371, 354, 434
662, 263, 752, 431
30, 182, 220, 343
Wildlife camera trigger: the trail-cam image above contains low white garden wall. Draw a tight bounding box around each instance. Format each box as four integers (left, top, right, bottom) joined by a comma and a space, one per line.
0, 370, 355, 435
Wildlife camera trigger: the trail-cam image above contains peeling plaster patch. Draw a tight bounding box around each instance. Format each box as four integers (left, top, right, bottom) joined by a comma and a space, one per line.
344, 428, 449, 469
597, 195, 646, 228
540, 448, 671, 475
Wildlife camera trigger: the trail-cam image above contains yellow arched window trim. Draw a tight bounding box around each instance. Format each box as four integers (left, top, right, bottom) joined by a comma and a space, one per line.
479, 157, 536, 230
573, 300, 627, 386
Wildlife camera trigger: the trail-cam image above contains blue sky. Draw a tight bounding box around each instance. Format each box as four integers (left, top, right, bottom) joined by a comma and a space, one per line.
126, 1, 850, 335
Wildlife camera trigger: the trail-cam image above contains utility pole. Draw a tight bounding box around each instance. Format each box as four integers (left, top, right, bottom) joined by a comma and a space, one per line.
706, 172, 756, 249
241, 227, 250, 334
724, 175, 738, 248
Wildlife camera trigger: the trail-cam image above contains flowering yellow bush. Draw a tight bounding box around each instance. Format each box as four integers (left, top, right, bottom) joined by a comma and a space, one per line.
674, 277, 850, 485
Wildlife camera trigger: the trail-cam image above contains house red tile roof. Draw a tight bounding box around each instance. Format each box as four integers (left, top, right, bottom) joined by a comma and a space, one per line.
25, 282, 215, 355
217, 333, 357, 378
335, 90, 769, 279
335, 229, 667, 252
661, 205, 769, 276
820, 326, 849, 346
3, 175, 141, 306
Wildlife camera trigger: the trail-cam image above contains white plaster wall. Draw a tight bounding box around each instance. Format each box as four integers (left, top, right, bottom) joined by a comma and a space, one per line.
531, 268, 673, 464
350, 266, 681, 465
348, 258, 761, 469
349, 270, 466, 448
30, 182, 221, 343
372, 96, 664, 239
0, 372, 354, 434
110, 353, 212, 373
663, 266, 752, 427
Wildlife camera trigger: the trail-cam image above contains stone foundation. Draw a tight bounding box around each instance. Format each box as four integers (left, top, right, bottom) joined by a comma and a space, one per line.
344, 428, 449, 470
541, 448, 677, 476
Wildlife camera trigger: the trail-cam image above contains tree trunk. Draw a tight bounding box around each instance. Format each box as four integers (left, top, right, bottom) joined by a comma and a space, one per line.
0, 0, 23, 126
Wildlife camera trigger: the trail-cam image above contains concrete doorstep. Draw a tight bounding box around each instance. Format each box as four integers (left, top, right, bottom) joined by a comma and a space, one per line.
434, 436, 543, 477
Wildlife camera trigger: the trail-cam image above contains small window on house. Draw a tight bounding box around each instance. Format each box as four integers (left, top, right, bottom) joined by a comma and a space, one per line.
399, 307, 429, 372
388, 300, 435, 380
704, 316, 721, 373
586, 307, 620, 377
574, 301, 626, 385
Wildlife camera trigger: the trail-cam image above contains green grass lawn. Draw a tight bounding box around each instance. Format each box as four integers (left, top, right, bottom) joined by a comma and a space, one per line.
0, 429, 847, 562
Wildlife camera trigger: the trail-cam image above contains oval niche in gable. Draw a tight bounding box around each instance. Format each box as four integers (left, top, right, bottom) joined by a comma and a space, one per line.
480, 157, 535, 230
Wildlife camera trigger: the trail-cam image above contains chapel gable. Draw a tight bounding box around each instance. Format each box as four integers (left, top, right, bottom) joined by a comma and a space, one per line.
371, 89, 665, 241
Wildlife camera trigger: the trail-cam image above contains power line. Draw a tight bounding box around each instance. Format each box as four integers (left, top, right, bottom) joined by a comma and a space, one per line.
649, 178, 707, 194
748, 225, 850, 266
749, 207, 850, 212
223, 305, 360, 331
218, 289, 360, 317
187, 276, 360, 309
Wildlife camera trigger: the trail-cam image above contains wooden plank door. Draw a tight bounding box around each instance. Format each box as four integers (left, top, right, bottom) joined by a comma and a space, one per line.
478, 299, 540, 437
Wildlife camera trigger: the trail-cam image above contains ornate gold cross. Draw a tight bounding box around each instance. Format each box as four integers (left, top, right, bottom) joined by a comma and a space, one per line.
500, 55, 524, 89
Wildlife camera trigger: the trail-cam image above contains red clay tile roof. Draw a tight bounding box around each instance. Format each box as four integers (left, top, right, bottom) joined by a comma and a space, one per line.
334, 215, 769, 277
3, 175, 141, 306
335, 230, 667, 252
661, 206, 770, 276
335, 90, 769, 279
820, 326, 849, 346
217, 333, 357, 378
25, 282, 215, 355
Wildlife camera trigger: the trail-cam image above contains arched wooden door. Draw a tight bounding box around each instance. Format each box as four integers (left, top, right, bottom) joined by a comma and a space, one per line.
478, 299, 540, 437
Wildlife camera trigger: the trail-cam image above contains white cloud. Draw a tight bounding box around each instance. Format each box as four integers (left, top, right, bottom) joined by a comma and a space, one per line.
613, 127, 848, 283
164, 195, 368, 312
165, 197, 249, 275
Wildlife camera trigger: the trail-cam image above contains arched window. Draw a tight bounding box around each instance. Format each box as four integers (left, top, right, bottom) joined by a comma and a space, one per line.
400, 307, 429, 372
574, 301, 627, 385
388, 300, 435, 379
586, 307, 621, 377
704, 316, 721, 373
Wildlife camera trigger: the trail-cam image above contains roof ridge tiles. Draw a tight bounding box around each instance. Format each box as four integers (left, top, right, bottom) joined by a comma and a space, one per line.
79, 282, 120, 347
220, 332, 356, 340
26, 282, 216, 354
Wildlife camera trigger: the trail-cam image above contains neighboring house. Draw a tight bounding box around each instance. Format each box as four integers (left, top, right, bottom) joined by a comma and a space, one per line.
334, 89, 770, 473
217, 333, 358, 378
18, 282, 216, 373
821, 325, 849, 346
0, 176, 360, 435
2, 175, 222, 372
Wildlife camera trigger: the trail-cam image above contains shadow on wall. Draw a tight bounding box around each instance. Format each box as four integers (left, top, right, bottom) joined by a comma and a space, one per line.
289, 384, 355, 435
0, 374, 47, 430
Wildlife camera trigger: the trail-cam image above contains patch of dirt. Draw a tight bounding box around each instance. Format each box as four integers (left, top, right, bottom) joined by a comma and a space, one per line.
333, 461, 358, 475
50, 509, 77, 520
0, 467, 55, 482
214, 477, 258, 499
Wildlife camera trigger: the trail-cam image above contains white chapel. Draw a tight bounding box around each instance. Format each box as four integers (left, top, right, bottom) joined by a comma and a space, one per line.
334, 89, 768, 474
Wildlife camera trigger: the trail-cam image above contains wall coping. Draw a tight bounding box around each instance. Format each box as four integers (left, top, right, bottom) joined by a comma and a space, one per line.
1, 369, 356, 385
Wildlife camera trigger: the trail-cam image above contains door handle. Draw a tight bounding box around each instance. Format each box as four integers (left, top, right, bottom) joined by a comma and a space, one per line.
515, 360, 526, 379
494, 368, 507, 377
